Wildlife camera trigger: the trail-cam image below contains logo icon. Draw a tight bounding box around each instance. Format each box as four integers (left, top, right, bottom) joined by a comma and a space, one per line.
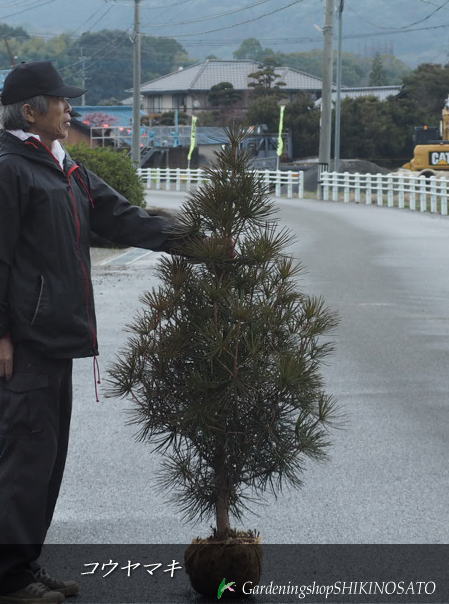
217, 578, 236, 599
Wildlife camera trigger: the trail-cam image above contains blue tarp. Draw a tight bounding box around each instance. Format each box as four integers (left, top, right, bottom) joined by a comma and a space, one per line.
0, 70, 11, 90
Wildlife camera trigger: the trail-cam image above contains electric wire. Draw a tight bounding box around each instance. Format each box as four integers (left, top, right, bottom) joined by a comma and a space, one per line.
141, 0, 195, 9
141, 0, 276, 28
0, 0, 56, 19
83, 5, 115, 32
0, 0, 43, 9
343, 20, 449, 39
71, 4, 113, 35
347, 0, 449, 32
142, 0, 304, 37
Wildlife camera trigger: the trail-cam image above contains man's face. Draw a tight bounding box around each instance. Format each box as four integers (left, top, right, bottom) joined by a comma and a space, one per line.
26, 96, 72, 143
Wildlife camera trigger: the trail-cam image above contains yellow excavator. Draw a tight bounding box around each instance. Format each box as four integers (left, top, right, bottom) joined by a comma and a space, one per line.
402, 97, 449, 176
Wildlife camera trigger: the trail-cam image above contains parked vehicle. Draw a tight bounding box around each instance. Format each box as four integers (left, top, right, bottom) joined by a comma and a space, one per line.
402, 97, 449, 177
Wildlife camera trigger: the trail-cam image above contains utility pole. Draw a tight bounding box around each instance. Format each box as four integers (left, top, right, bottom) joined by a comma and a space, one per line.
80, 48, 87, 106
132, 0, 142, 167
318, 0, 334, 171
333, 0, 344, 172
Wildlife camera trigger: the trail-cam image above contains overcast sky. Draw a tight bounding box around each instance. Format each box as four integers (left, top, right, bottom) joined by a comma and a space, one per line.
1, 0, 449, 66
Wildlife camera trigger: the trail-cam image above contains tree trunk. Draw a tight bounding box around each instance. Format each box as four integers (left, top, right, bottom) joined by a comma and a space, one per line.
215, 444, 231, 540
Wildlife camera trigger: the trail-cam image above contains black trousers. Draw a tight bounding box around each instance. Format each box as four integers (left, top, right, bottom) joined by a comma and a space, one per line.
0, 344, 73, 595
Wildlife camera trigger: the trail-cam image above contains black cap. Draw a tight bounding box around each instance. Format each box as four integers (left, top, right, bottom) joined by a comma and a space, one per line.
1, 61, 86, 106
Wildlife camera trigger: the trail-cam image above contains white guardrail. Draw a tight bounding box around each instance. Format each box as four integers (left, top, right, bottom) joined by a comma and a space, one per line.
320, 171, 449, 215
138, 168, 304, 200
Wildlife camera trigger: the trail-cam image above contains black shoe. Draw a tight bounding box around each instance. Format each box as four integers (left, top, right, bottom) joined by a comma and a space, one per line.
0, 581, 65, 603
33, 568, 79, 599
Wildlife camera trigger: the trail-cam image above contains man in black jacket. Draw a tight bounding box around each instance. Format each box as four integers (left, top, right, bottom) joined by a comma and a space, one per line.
0, 62, 186, 603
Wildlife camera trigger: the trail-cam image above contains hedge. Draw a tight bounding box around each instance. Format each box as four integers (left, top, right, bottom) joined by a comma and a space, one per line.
66, 144, 145, 208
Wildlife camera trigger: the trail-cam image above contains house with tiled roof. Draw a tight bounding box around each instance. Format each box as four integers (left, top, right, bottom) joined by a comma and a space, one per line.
134, 59, 323, 115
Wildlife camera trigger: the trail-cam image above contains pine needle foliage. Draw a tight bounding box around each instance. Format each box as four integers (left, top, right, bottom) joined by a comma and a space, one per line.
109, 127, 338, 538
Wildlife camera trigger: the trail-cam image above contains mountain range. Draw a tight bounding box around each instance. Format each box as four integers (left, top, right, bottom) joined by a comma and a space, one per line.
2, 0, 449, 68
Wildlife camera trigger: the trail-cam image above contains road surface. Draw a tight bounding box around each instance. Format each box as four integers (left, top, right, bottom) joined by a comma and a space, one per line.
47, 192, 449, 545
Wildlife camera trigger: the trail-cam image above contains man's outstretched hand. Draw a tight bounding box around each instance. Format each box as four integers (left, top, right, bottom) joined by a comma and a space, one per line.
0, 335, 13, 379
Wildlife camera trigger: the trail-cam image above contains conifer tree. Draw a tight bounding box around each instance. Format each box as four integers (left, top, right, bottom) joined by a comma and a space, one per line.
109, 128, 338, 539
369, 53, 387, 86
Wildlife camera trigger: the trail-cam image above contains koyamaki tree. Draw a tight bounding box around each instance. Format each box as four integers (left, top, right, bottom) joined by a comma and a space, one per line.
109, 128, 338, 539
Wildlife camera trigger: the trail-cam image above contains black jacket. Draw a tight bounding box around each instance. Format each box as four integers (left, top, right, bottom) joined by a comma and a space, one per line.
0, 130, 175, 358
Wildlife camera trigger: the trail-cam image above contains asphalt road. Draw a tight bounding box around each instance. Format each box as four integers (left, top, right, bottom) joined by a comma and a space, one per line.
46, 192, 449, 545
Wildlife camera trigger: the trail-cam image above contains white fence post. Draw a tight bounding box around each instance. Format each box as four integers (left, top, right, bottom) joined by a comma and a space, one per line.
287, 171, 293, 199
419, 176, 427, 212
387, 173, 394, 207
365, 173, 372, 205
343, 172, 350, 203
275, 170, 281, 197
398, 174, 405, 209
332, 172, 339, 202
354, 172, 361, 203
409, 175, 416, 211
156, 168, 161, 190
375, 173, 383, 206
441, 179, 448, 215
430, 176, 437, 213
175, 168, 181, 192
298, 171, 304, 199
165, 169, 171, 191
322, 172, 330, 201
264, 169, 270, 193
186, 168, 192, 192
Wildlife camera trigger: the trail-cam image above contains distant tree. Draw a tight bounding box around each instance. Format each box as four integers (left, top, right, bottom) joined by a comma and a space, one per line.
339, 95, 420, 166
400, 63, 449, 121
246, 92, 320, 157
66, 30, 191, 105
369, 54, 387, 86
258, 48, 409, 87
248, 58, 286, 98
0, 23, 29, 68
233, 38, 274, 61
381, 54, 411, 86
196, 111, 221, 126
245, 95, 280, 131
0, 23, 28, 41
16, 34, 73, 70
208, 82, 242, 107
286, 93, 320, 158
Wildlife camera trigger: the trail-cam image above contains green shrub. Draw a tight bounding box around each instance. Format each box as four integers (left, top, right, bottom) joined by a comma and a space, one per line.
66, 144, 145, 208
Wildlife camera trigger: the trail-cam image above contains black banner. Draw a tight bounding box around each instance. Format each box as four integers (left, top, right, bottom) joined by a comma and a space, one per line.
31, 545, 449, 603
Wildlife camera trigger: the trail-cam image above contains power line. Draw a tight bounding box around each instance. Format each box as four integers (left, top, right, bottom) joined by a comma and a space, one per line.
141, 0, 195, 9
141, 0, 276, 28
343, 20, 449, 39
349, 0, 449, 31
85, 5, 115, 31
0, 0, 44, 9
403, 0, 449, 26
142, 0, 304, 37
0, 0, 56, 19
347, 0, 449, 32
71, 4, 114, 35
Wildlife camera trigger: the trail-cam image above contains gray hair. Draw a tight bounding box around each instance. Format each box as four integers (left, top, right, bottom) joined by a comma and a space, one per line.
0, 95, 49, 131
